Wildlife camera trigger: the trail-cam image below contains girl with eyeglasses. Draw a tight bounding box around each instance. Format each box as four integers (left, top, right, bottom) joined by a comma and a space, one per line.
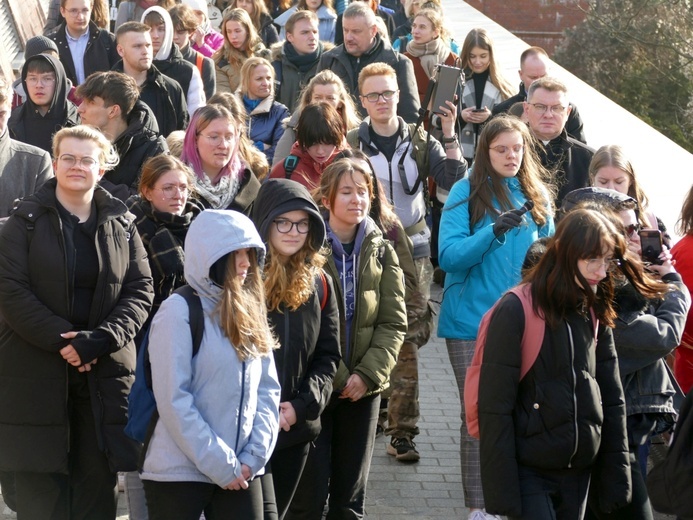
251, 178, 340, 519
589, 144, 672, 248
478, 208, 638, 519
458, 28, 514, 165
438, 115, 554, 520
140, 209, 280, 520
0, 125, 153, 518
182, 102, 267, 214
287, 158, 406, 518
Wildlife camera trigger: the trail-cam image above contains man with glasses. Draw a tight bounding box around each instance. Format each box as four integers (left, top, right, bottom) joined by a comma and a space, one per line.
47, 0, 119, 87
492, 47, 586, 143
317, 2, 420, 123
524, 76, 593, 206
346, 62, 465, 462
77, 71, 168, 199
8, 55, 80, 153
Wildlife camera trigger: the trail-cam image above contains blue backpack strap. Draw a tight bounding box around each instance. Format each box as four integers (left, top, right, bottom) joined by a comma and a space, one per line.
284, 155, 299, 179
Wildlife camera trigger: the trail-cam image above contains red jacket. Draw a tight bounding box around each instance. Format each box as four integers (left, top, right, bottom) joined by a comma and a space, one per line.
269, 140, 345, 190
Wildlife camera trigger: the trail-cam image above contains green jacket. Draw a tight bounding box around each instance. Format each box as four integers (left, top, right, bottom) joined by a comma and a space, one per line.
325, 218, 407, 395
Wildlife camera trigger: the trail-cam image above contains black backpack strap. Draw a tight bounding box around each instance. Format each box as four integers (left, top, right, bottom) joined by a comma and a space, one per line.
284, 155, 299, 179
139, 285, 205, 469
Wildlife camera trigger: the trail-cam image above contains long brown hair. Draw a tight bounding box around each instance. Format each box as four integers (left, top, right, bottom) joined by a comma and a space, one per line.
214, 8, 263, 68
216, 248, 278, 360
460, 115, 553, 228
459, 28, 514, 99
227, 0, 269, 33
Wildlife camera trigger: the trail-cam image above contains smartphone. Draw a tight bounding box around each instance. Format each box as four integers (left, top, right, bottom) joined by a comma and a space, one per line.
431, 65, 461, 115
639, 229, 663, 264
471, 108, 486, 113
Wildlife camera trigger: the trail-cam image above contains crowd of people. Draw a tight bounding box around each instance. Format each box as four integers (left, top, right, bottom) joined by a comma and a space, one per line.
0, 0, 691, 519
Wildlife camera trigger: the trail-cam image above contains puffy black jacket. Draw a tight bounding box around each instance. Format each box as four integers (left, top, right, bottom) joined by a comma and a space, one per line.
0, 179, 153, 473
251, 178, 341, 449
48, 21, 119, 87
478, 292, 631, 517
103, 100, 168, 195
112, 61, 188, 137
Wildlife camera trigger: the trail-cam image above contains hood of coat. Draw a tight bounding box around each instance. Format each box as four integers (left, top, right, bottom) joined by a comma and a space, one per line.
183, 209, 266, 301
21, 54, 70, 118
141, 6, 174, 61
251, 178, 326, 252
115, 100, 161, 150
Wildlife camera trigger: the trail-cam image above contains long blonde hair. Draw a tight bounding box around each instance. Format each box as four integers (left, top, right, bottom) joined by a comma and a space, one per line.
216, 248, 278, 360
297, 70, 361, 132
227, 0, 269, 33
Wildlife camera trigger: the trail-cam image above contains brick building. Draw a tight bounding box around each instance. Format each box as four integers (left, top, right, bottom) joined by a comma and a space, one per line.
0, 0, 48, 81
464, 0, 589, 54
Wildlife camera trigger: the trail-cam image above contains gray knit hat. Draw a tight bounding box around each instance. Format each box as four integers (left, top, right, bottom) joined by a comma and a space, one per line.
25, 36, 59, 60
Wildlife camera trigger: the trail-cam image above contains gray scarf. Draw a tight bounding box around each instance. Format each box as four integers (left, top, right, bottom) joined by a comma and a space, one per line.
406, 37, 451, 79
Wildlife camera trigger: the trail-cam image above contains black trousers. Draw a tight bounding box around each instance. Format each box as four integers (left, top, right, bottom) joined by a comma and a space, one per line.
262, 442, 311, 520
13, 372, 117, 520
508, 465, 591, 520
286, 394, 380, 520
143, 478, 263, 520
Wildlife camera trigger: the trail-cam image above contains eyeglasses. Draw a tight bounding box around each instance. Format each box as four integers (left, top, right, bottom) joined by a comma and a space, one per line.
361, 90, 398, 103
490, 144, 524, 155
65, 8, 90, 16
584, 257, 620, 273
58, 154, 99, 169
528, 103, 568, 115
624, 223, 641, 237
198, 133, 235, 146
274, 218, 310, 234
26, 75, 56, 86
153, 185, 190, 199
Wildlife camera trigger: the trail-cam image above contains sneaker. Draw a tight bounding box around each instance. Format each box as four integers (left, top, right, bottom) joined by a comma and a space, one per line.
468, 510, 502, 520
387, 437, 420, 462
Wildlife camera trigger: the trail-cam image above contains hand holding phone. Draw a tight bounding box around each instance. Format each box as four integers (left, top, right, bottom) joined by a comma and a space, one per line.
639, 229, 663, 265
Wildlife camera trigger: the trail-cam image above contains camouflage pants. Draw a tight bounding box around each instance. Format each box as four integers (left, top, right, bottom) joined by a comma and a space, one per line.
382, 257, 433, 439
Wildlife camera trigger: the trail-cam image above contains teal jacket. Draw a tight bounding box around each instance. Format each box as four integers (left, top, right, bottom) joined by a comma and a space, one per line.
438, 176, 554, 340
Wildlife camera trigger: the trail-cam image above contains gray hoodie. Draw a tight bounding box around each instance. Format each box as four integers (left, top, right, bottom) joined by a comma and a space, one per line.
141, 210, 280, 486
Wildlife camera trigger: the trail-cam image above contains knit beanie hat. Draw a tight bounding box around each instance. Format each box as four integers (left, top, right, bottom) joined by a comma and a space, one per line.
25, 36, 59, 60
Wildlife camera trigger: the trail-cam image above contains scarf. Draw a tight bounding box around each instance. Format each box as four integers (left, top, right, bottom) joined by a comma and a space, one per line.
243, 96, 262, 113
195, 165, 242, 209
284, 41, 323, 73
406, 37, 450, 79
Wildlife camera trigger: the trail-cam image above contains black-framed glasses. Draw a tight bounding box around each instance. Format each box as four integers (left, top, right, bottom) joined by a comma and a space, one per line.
274, 218, 310, 234
58, 154, 99, 169
528, 103, 568, 115
361, 90, 398, 103
625, 223, 641, 237
153, 185, 190, 199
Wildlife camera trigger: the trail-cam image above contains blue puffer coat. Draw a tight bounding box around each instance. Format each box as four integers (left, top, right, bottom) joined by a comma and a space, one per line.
243, 95, 289, 166
438, 176, 554, 340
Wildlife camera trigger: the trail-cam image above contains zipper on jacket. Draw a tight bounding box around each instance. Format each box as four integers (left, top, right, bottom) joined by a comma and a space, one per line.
341, 252, 351, 365
283, 307, 290, 393
235, 361, 246, 453
566, 321, 579, 467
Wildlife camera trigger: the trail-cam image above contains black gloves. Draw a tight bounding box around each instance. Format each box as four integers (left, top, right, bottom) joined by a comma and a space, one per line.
493, 209, 525, 237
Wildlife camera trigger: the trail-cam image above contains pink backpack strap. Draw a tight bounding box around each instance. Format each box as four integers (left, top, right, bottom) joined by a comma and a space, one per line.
508, 284, 546, 379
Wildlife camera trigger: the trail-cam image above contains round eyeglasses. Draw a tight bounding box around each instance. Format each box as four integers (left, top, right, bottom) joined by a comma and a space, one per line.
153, 185, 190, 199
274, 218, 310, 234
584, 257, 620, 273
58, 154, 98, 169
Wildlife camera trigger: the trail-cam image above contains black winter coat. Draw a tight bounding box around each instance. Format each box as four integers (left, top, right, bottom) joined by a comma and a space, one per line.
112, 61, 188, 137
48, 21, 119, 87
103, 100, 168, 195
180, 43, 216, 100
478, 292, 631, 517
154, 43, 195, 102
0, 179, 153, 474
194, 167, 262, 216
536, 129, 594, 207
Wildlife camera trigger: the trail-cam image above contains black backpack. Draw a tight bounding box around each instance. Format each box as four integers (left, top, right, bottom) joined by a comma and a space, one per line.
647, 389, 693, 518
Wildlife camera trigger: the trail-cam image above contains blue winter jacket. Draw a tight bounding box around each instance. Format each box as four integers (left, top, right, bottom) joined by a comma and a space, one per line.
438, 176, 554, 340
244, 95, 290, 166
